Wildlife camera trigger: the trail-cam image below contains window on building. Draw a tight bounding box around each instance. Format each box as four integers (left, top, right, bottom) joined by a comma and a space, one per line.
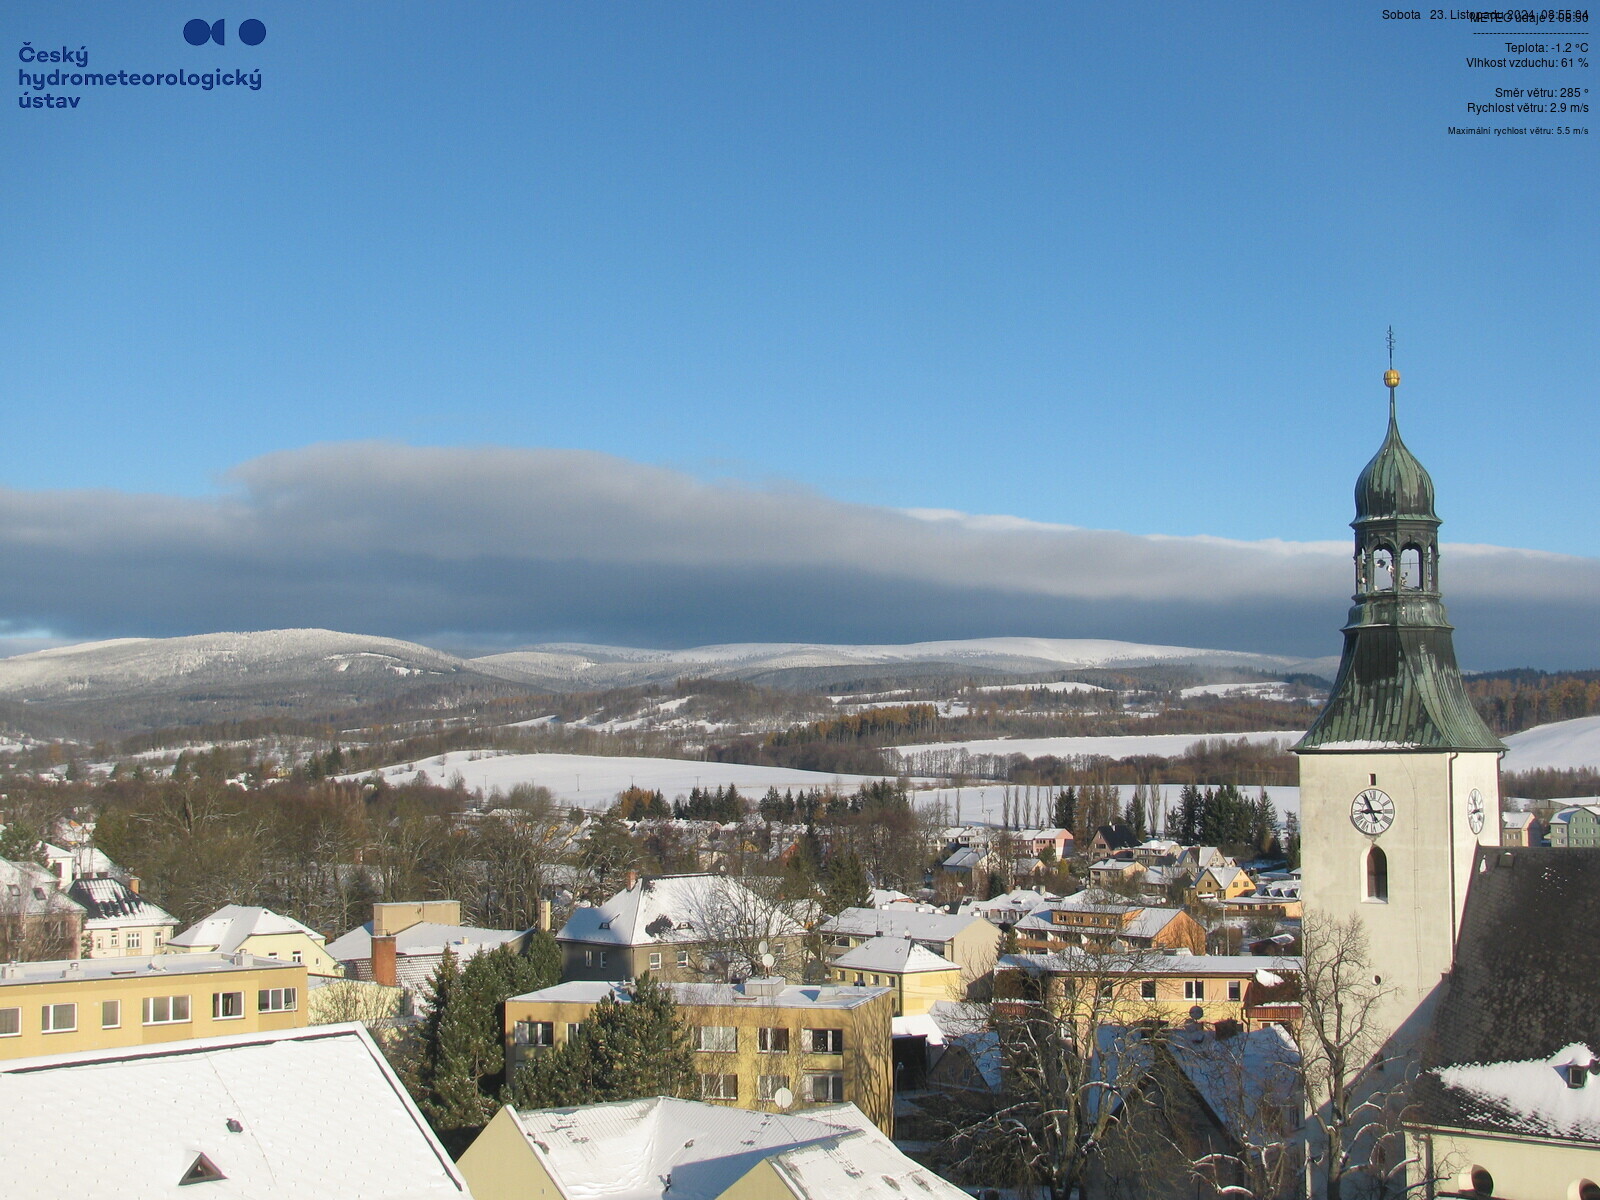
292, 951, 303, 964
807, 1028, 844, 1054
598, 951, 608, 969
1227, 980, 1242, 1002
126, 932, 141, 951
101, 1000, 121, 1028
758, 1026, 790, 1053
584, 950, 594, 967
1366, 846, 1389, 902
41, 1003, 75, 1033
649, 952, 662, 970
108, 932, 119, 949
153, 932, 164, 947
1140, 980, 1157, 1001
212, 992, 245, 1020
258, 987, 297, 1013
516, 1020, 555, 1047
143, 995, 191, 1025
566, 1023, 582, 1041
854, 974, 865, 985
678, 950, 690, 968
695, 1025, 738, 1053
806, 1071, 846, 1102
1184, 980, 1206, 1001
758, 1074, 790, 1101
1098, 982, 1116, 1000
0, 1007, 19, 1036
700, 1073, 738, 1100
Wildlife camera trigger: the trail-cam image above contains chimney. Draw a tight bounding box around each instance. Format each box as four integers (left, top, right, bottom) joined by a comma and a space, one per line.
538, 898, 553, 933
127, 876, 140, 895
371, 934, 398, 987
626, 871, 638, 891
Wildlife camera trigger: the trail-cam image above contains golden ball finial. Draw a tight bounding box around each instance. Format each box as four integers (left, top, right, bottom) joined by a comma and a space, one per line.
1384, 369, 1401, 389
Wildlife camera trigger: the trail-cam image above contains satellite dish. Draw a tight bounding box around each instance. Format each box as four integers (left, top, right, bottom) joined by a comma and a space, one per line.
772, 1086, 794, 1109
1188, 1005, 1204, 1021
757, 940, 770, 955
760, 953, 776, 969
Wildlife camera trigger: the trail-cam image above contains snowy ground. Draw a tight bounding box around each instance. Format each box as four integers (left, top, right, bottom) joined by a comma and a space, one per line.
890, 730, 1303, 762
1502, 716, 1600, 774
342, 751, 904, 808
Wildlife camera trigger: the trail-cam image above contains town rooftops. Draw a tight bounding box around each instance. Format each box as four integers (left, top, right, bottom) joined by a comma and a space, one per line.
0, 1024, 467, 1198
820, 906, 991, 943
479, 1095, 965, 1200
1002, 951, 1300, 976
558, 873, 802, 948
1501, 811, 1537, 830
166, 903, 313, 952
325, 920, 525, 963
0, 951, 299, 987
510, 977, 891, 1011
64, 875, 175, 927
833, 936, 958, 974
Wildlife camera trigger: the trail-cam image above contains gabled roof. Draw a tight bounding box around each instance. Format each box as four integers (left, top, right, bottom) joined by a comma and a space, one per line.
0, 1024, 468, 1198
820, 907, 993, 944
0, 859, 82, 917
168, 903, 320, 952
1166, 1025, 1301, 1148
66, 876, 176, 927
1417, 847, 1600, 1141
834, 936, 957, 975
492, 1096, 964, 1200
326, 920, 525, 963
557, 874, 802, 948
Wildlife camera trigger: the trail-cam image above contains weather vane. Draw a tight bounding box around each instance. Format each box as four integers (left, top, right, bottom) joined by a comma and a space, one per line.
1384, 327, 1400, 391
1387, 326, 1395, 369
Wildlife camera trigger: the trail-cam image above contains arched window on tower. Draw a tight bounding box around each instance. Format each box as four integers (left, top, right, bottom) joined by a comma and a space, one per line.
1365, 845, 1389, 902
1399, 546, 1422, 589
1372, 547, 1395, 591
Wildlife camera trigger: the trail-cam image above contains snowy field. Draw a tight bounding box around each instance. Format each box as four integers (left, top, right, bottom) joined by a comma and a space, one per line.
890, 730, 1304, 762
909, 783, 1300, 827
1502, 716, 1600, 774
344, 751, 904, 808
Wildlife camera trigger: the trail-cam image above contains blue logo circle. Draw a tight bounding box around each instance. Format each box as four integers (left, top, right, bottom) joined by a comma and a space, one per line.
183, 18, 213, 46
239, 19, 266, 46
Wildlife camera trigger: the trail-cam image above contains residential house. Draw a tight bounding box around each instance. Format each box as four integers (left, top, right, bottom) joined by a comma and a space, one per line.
1087, 855, 1145, 888
1545, 805, 1600, 849
1192, 864, 1257, 904
818, 907, 1001, 993
829, 936, 962, 1016
1013, 900, 1206, 955
68, 874, 177, 958
556, 873, 803, 983
326, 900, 530, 1005
1133, 838, 1183, 867
0, 857, 84, 962
504, 977, 895, 1131
1500, 810, 1543, 848
0, 1024, 469, 1198
957, 888, 1058, 931
0, 951, 306, 1060
1176, 846, 1235, 876
1087, 826, 1139, 863
458, 1095, 968, 1200
1012, 828, 1074, 860
166, 903, 340, 975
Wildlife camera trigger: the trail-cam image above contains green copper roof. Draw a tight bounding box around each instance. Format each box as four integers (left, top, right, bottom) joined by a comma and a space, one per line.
1353, 396, 1437, 524
1298, 388, 1502, 754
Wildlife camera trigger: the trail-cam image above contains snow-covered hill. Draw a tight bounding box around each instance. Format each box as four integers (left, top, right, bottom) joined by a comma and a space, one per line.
474, 636, 1340, 689
1502, 716, 1600, 774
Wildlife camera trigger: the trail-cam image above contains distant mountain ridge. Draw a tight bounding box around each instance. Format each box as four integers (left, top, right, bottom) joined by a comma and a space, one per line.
0, 629, 1339, 735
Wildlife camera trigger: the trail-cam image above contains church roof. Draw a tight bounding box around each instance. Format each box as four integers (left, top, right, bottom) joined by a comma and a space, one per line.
1416, 847, 1600, 1141
1353, 398, 1437, 523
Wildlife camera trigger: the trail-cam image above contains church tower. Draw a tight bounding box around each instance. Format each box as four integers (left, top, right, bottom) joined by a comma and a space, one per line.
1296, 358, 1504, 1045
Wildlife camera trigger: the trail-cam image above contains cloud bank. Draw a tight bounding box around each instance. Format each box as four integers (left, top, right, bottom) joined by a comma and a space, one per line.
2, 442, 1595, 668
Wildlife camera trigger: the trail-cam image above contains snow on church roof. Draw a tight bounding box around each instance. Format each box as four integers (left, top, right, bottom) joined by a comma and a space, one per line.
0, 1024, 468, 1198
1435, 1044, 1600, 1142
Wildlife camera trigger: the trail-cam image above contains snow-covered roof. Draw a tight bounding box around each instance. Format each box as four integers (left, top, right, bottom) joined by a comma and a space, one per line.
1167, 1025, 1301, 1147
0, 951, 300, 989
1004, 951, 1300, 977
558, 874, 802, 948
865, 888, 912, 908
834, 936, 958, 974
1501, 812, 1536, 829
0, 859, 82, 917
326, 920, 525, 963
0, 1024, 467, 1198
66, 876, 176, 928
510, 979, 891, 1012
821, 907, 992, 944
168, 903, 323, 952
1434, 1043, 1600, 1142
500, 1096, 965, 1200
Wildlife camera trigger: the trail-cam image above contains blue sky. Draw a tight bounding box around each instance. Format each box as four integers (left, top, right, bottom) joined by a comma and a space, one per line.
3, 3, 1597, 664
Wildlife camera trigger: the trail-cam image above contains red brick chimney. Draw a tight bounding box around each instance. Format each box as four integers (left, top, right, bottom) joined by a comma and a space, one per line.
371, 934, 398, 987
625, 870, 638, 890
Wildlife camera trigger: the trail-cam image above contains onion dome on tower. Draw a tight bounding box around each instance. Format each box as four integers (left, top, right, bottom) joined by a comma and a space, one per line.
1296, 364, 1503, 752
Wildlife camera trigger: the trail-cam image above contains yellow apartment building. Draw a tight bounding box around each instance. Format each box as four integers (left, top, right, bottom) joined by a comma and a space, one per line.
828, 936, 962, 1016
0, 952, 307, 1060
165, 904, 341, 975
504, 977, 895, 1132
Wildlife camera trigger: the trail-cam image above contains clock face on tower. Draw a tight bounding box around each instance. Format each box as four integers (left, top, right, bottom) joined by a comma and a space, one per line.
1350, 788, 1395, 836
1467, 788, 1485, 835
